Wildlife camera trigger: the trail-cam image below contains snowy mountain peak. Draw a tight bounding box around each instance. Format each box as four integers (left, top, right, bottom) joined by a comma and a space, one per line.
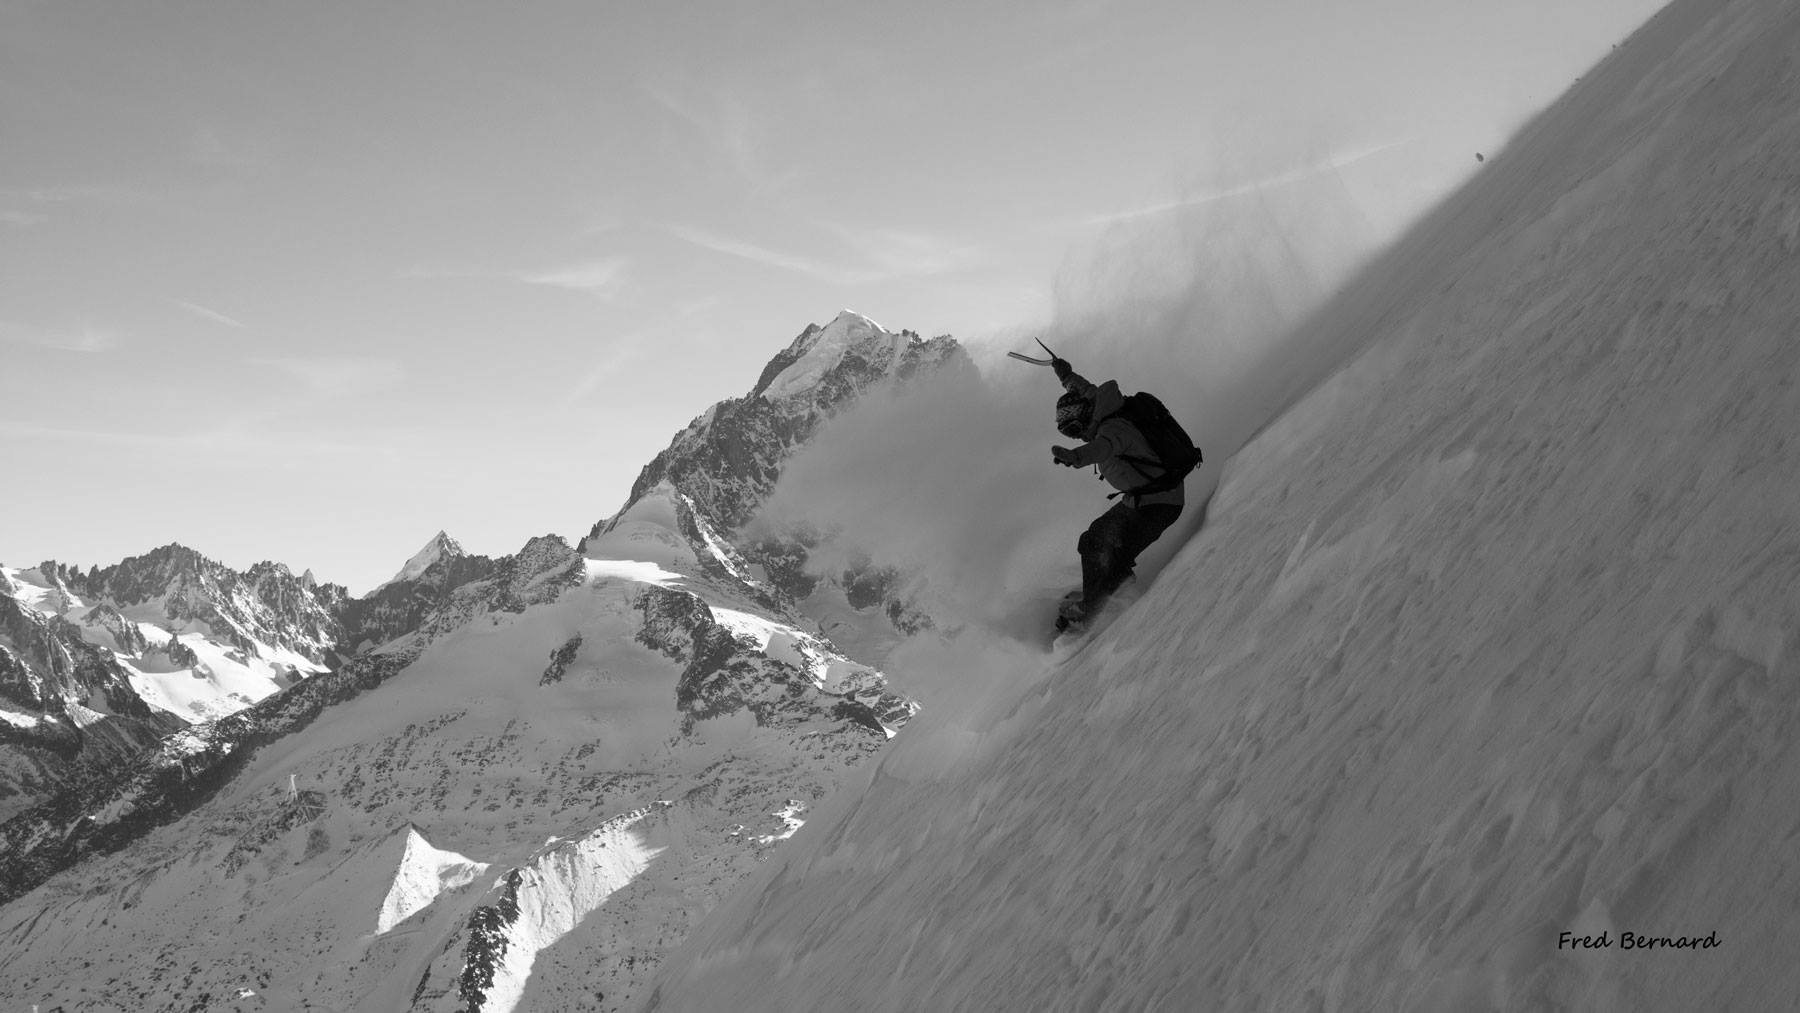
381, 531, 465, 590
757, 309, 898, 402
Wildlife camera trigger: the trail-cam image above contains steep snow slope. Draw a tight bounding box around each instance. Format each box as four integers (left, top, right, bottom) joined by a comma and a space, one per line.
644, 0, 1800, 1009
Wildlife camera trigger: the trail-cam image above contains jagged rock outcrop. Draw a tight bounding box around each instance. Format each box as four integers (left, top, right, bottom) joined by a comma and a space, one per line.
0, 594, 187, 822
634, 585, 913, 734
409, 535, 585, 649
0, 531, 587, 903
78, 603, 149, 655
590, 311, 963, 541
339, 535, 501, 654
580, 311, 965, 654
68, 544, 347, 663
412, 804, 673, 1012
0, 646, 414, 905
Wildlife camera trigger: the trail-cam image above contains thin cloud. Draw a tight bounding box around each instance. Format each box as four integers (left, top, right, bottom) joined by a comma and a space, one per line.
558, 297, 717, 412
517, 257, 630, 298
668, 225, 887, 286
564, 335, 645, 408
820, 223, 984, 278
0, 210, 47, 227
1, 184, 147, 206
0, 321, 118, 353
168, 299, 246, 328
642, 81, 803, 197
403, 259, 631, 299
1067, 139, 1414, 228
254, 356, 405, 399
0, 420, 396, 460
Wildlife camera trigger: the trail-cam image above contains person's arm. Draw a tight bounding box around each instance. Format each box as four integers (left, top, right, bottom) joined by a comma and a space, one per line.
1063, 420, 1129, 467
1052, 357, 1096, 399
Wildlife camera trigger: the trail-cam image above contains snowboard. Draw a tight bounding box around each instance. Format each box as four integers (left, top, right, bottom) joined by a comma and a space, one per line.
1048, 576, 1142, 651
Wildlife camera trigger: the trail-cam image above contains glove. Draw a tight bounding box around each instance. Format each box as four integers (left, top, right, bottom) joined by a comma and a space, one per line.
1052, 445, 1079, 467
1050, 357, 1073, 381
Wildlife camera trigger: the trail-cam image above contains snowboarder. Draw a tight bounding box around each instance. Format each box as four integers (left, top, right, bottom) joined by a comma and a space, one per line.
1045, 353, 1197, 631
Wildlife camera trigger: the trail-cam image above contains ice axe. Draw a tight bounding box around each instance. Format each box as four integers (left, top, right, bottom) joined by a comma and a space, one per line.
1006, 337, 1061, 367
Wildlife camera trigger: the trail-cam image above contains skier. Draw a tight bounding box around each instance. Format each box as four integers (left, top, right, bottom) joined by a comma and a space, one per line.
1047, 354, 1195, 631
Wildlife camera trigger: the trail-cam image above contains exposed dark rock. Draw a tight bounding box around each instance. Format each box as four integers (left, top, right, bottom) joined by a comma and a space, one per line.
540, 635, 583, 686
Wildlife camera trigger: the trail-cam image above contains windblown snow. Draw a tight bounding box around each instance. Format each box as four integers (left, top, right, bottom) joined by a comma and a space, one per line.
643, 1, 1800, 1010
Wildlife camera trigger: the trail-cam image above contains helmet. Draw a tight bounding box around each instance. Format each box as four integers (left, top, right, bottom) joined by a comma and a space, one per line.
1056, 391, 1093, 439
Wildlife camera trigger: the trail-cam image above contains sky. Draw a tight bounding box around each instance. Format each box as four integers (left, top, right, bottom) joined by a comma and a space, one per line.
0, 0, 1666, 594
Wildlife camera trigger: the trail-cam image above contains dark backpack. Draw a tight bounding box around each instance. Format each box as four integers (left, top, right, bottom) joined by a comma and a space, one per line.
1100, 392, 1202, 498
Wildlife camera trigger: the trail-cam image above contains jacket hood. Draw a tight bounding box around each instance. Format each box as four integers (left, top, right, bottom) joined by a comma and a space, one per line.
1082, 380, 1125, 441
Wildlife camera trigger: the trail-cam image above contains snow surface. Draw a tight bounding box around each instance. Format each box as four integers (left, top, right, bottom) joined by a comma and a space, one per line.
0, 705, 43, 728
1, 565, 82, 615
643, 1, 1800, 1009
761, 309, 896, 401
710, 605, 881, 698
376, 827, 491, 935
477, 804, 669, 1013
583, 557, 685, 588
120, 628, 318, 721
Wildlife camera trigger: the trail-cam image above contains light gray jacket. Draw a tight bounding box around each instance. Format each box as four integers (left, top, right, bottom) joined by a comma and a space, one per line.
1060, 371, 1185, 508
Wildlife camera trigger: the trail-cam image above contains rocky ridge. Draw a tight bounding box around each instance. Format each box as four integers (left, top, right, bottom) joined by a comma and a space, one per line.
0, 311, 961, 1010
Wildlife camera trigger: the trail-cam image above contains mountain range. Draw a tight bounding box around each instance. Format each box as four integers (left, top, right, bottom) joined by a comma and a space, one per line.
0, 310, 960, 1010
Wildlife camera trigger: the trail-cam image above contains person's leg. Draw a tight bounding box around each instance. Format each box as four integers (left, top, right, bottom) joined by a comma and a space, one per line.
1077, 502, 1137, 607
1079, 502, 1183, 606
1118, 503, 1182, 566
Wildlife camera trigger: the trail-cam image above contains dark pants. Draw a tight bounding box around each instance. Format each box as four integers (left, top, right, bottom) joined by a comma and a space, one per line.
1078, 500, 1182, 606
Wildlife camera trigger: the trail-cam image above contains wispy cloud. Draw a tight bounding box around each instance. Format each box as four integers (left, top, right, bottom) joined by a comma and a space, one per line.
642, 81, 803, 197
669, 225, 901, 286
820, 223, 983, 277
558, 298, 716, 412
0, 209, 47, 227
1065, 139, 1414, 228
253, 356, 405, 399
403, 258, 631, 300
0, 419, 400, 461
1, 183, 147, 206
670, 223, 980, 287
0, 320, 119, 353
168, 298, 246, 328
516, 257, 630, 298
565, 335, 645, 408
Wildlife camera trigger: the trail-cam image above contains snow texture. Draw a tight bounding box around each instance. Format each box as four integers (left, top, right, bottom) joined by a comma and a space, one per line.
377, 826, 490, 935
644, 1, 1800, 1009
760, 310, 893, 401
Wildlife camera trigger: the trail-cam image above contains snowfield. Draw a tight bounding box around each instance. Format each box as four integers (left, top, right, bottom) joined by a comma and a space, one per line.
642, 1, 1800, 1010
